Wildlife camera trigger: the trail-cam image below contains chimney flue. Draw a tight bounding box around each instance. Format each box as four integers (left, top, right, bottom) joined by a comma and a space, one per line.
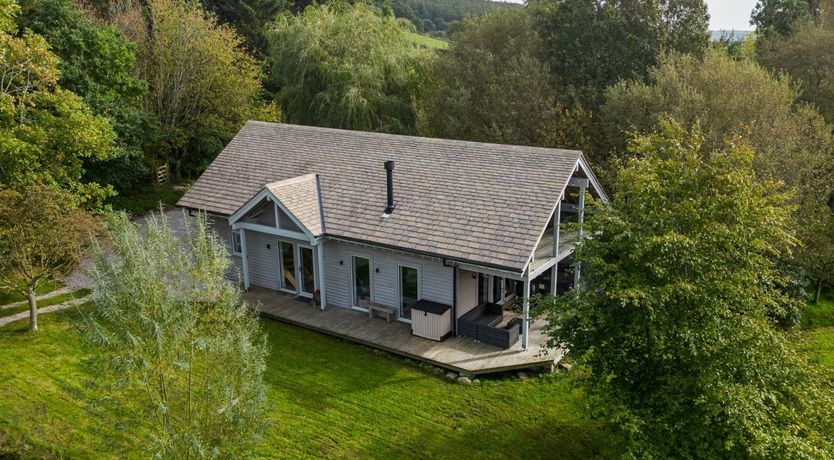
384, 160, 395, 215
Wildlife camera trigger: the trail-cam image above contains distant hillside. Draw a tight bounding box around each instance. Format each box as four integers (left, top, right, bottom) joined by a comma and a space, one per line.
393, 0, 517, 38
711, 30, 753, 42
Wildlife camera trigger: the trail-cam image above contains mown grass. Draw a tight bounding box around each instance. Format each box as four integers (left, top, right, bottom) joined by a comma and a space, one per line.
0, 289, 92, 319
0, 307, 619, 459
798, 290, 834, 369
0, 281, 60, 306
407, 32, 449, 49
107, 184, 184, 217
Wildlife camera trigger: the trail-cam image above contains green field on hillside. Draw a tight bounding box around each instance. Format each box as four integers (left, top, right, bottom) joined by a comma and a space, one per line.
407, 32, 449, 49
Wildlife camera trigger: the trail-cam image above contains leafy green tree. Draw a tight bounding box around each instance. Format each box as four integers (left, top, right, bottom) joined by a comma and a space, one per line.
752, 0, 820, 37
17, 0, 158, 193
418, 9, 558, 146
113, 0, 277, 179
541, 121, 834, 458
0, 184, 97, 332
267, 1, 432, 134
202, 0, 290, 55
528, 0, 710, 106
603, 51, 834, 304
757, 2, 834, 122
80, 212, 269, 457
0, 0, 117, 205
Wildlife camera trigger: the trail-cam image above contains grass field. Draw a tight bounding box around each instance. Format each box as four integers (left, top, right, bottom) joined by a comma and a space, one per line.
0, 307, 619, 459
798, 291, 834, 369
407, 32, 449, 50
106, 184, 185, 216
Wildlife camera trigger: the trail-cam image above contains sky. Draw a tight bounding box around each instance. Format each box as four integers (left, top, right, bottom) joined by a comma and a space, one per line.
502, 0, 758, 31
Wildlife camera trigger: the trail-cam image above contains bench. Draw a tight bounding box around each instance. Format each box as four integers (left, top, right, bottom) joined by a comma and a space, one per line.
368, 303, 396, 323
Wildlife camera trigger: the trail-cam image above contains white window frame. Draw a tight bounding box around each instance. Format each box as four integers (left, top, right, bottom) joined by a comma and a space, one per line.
231, 230, 243, 256
396, 263, 421, 324
297, 243, 315, 298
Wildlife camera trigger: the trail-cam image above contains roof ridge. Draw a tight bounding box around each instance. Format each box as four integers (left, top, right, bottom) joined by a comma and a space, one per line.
264, 173, 317, 189
244, 120, 584, 158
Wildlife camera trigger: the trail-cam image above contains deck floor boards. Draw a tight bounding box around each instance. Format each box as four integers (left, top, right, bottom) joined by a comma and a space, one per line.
244, 286, 562, 375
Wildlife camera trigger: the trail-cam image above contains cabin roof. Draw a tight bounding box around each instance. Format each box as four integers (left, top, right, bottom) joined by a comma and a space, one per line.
178, 121, 599, 272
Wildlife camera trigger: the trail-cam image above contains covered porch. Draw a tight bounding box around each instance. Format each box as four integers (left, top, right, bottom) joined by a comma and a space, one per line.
245, 285, 561, 376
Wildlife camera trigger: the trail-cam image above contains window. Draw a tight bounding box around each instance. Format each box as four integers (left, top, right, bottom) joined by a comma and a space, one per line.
232, 230, 242, 255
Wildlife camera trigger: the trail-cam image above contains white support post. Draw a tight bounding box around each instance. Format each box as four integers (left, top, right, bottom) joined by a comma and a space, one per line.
553, 201, 561, 257
550, 264, 558, 296
316, 241, 326, 310
522, 275, 531, 350
574, 184, 586, 287
240, 229, 250, 290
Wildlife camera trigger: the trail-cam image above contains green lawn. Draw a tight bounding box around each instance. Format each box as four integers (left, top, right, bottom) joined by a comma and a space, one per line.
407, 32, 449, 50
0, 289, 92, 319
0, 307, 619, 459
107, 184, 185, 216
798, 291, 834, 369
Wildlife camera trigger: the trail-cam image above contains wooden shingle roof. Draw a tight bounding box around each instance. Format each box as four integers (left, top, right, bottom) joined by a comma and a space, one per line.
265, 174, 324, 236
178, 121, 584, 273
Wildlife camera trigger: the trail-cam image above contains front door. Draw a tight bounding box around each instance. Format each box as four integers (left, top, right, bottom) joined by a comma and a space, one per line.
399, 265, 419, 321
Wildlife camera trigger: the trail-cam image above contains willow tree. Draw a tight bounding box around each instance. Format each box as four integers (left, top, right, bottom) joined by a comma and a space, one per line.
541, 122, 834, 458
267, 1, 433, 134
80, 212, 269, 457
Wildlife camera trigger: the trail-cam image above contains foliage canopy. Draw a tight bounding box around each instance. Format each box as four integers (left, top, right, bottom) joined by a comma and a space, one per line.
541, 122, 834, 458
267, 1, 433, 134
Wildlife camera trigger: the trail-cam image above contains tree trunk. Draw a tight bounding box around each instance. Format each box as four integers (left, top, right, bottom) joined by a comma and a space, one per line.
27, 286, 38, 332
815, 278, 823, 305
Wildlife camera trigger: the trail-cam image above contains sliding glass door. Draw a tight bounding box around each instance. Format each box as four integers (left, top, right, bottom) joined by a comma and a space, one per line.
299, 246, 315, 296
399, 265, 419, 321
352, 256, 371, 309
278, 240, 315, 297
279, 241, 296, 292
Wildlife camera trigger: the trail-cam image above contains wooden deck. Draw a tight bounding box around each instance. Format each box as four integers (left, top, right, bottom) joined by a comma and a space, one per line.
244, 286, 562, 376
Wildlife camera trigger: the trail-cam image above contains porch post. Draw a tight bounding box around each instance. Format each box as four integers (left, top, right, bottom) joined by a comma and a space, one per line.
522, 274, 531, 350
553, 201, 561, 257
550, 264, 558, 296
316, 240, 327, 310
240, 228, 250, 290
574, 184, 586, 287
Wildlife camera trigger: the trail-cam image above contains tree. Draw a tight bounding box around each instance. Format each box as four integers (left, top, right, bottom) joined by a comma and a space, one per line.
0, 184, 97, 332
418, 8, 579, 147
112, 0, 277, 179
757, 2, 834, 122
602, 50, 834, 249
752, 0, 820, 37
80, 212, 269, 457
540, 122, 834, 458
528, 0, 710, 106
17, 0, 158, 193
0, 0, 117, 205
202, 0, 290, 55
267, 1, 432, 134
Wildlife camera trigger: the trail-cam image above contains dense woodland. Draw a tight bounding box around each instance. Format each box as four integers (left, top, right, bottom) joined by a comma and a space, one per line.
2, 0, 834, 457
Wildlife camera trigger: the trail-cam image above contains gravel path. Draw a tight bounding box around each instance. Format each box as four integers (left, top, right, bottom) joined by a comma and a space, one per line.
0, 286, 75, 310
0, 296, 91, 327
